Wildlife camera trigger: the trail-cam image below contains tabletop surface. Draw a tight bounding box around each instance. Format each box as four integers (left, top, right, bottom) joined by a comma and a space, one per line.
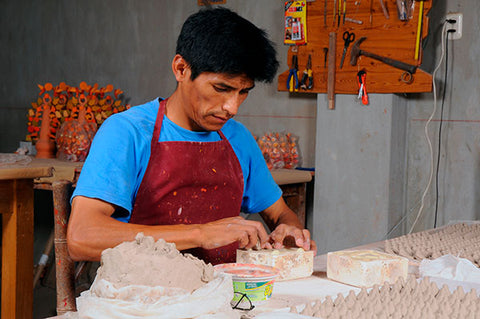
269, 168, 313, 185
1, 154, 312, 186
0, 155, 53, 180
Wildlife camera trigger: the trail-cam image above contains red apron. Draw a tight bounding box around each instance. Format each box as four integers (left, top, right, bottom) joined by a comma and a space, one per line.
130, 99, 244, 265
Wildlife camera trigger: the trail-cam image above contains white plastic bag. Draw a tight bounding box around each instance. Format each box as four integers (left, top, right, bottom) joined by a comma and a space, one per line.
419, 254, 480, 284
75, 272, 239, 319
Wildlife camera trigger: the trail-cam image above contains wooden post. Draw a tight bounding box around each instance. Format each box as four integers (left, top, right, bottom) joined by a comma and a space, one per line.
328, 32, 337, 110
52, 180, 77, 314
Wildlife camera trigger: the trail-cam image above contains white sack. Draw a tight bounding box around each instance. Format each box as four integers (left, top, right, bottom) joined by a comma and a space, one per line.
419, 254, 480, 284
75, 272, 239, 319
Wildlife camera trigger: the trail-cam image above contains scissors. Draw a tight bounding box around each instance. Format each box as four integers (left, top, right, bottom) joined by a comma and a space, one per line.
340, 31, 355, 69
287, 55, 299, 92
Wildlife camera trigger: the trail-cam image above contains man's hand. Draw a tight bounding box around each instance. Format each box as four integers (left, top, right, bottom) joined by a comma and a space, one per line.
268, 224, 317, 255
197, 216, 269, 250
259, 197, 317, 255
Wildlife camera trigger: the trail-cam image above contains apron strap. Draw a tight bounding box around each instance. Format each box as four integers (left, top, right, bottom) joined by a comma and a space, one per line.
151, 98, 167, 149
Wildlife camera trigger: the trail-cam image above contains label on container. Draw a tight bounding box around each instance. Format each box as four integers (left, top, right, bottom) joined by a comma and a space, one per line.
232, 279, 274, 304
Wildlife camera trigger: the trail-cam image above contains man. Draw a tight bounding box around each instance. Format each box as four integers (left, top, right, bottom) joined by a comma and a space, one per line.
67, 7, 316, 265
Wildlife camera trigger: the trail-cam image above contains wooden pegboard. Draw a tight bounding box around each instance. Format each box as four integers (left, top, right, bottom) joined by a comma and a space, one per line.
278, 0, 433, 94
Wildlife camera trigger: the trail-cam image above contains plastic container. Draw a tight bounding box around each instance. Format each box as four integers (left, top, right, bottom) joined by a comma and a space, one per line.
214, 263, 279, 309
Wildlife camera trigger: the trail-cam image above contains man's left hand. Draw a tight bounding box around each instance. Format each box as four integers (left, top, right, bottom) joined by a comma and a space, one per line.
267, 224, 317, 255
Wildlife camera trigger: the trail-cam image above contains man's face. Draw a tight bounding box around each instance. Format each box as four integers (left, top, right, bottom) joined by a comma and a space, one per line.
178, 71, 255, 132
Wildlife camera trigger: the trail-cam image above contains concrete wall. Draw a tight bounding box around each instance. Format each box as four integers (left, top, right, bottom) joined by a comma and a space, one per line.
0, 0, 317, 167
313, 0, 480, 254
404, 0, 480, 231
313, 94, 407, 252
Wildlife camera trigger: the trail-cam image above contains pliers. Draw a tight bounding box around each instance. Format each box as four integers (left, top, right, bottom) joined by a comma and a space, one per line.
300, 55, 313, 90
287, 55, 299, 92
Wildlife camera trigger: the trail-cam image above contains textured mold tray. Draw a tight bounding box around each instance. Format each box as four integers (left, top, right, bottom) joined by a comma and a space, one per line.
384, 223, 480, 267
292, 276, 479, 318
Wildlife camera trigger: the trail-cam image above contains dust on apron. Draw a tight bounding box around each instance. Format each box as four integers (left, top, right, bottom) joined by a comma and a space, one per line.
130, 98, 244, 265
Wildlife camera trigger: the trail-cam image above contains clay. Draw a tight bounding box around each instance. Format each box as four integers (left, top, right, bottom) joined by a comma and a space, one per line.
236, 247, 314, 281
385, 223, 480, 267
95, 233, 214, 292
296, 276, 480, 318
70, 233, 239, 318
327, 250, 408, 287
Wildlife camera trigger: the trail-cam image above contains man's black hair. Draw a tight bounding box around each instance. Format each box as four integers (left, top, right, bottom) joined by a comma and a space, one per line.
176, 7, 279, 83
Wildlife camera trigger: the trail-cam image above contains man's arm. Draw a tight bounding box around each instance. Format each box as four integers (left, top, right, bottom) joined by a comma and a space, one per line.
67, 196, 270, 261
260, 197, 317, 254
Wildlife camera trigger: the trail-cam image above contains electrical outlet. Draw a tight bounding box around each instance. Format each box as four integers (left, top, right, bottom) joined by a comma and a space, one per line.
446, 12, 463, 40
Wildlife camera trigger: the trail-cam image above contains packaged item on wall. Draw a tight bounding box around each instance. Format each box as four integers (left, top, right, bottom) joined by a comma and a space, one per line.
284, 1, 308, 46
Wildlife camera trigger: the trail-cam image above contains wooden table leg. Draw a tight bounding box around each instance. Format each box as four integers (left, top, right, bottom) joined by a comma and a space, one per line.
1, 179, 34, 319
280, 182, 306, 228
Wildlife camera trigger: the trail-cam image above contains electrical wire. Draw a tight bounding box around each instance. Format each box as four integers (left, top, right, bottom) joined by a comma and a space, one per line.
408, 22, 449, 234
385, 21, 454, 239
434, 29, 451, 229
384, 198, 423, 239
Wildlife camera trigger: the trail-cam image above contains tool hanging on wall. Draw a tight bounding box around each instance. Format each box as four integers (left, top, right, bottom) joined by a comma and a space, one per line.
396, 0, 407, 20
396, 0, 413, 21
300, 54, 314, 90
287, 54, 299, 92
340, 31, 356, 69
324, 0, 328, 27
333, 0, 337, 27
369, 0, 374, 24
357, 70, 369, 105
338, 0, 342, 27
350, 37, 418, 75
379, 0, 390, 19
323, 47, 328, 68
414, 0, 425, 60
345, 17, 363, 24
328, 32, 337, 109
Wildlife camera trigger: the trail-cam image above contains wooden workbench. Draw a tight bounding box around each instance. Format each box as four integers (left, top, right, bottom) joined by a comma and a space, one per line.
0, 158, 53, 319
31, 158, 83, 190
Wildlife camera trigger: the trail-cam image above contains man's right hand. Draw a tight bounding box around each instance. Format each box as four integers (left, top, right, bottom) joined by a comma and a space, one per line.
68, 196, 271, 261
197, 216, 269, 250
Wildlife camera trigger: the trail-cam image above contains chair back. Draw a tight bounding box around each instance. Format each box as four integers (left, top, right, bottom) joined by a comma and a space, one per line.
52, 180, 76, 314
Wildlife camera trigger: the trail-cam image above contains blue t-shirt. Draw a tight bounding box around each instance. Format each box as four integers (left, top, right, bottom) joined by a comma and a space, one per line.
72, 98, 282, 222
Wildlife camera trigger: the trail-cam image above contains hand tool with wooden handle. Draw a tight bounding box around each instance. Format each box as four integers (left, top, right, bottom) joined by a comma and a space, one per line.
379, 0, 390, 19
324, 0, 328, 27
328, 32, 336, 110
350, 37, 417, 74
333, 0, 337, 27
